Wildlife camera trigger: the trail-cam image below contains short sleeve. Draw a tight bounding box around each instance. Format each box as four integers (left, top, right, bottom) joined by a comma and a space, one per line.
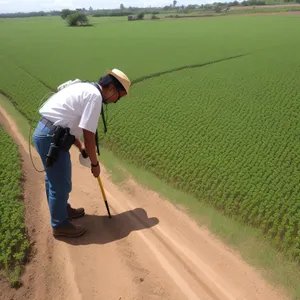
78, 94, 102, 133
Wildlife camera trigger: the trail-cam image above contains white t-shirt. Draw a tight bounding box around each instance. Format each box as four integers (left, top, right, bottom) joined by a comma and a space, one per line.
39, 82, 103, 139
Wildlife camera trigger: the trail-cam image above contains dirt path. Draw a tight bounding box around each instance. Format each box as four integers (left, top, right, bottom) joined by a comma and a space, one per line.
0, 104, 291, 300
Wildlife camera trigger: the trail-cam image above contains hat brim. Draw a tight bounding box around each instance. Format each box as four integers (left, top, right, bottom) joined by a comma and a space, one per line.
107, 69, 130, 94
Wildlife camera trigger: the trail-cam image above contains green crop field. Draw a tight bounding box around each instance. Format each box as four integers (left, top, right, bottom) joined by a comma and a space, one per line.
0, 125, 30, 287
0, 14, 300, 264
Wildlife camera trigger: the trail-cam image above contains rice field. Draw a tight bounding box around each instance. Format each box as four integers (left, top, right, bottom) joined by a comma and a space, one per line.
0, 14, 300, 261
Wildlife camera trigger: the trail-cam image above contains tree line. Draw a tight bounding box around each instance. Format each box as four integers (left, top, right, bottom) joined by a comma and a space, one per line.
1, 0, 299, 19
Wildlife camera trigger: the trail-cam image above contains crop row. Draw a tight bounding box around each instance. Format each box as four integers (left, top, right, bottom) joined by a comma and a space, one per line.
0, 125, 30, 286
0, 58, 51, 123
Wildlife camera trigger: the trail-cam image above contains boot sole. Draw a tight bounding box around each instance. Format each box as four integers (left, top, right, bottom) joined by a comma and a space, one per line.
53, 228, 87, 238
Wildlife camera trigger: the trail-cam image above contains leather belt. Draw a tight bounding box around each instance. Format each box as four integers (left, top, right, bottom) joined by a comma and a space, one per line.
40, 117, 56, 130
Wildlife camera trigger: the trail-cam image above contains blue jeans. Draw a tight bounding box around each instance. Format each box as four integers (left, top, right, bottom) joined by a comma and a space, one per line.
33, 121, 72, 228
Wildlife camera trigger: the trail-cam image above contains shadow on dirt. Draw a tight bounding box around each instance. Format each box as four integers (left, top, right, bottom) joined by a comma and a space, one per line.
55, 207, 159, 245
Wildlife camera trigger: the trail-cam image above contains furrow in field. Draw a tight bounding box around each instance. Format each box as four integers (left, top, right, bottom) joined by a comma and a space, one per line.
132, 53, 251, 85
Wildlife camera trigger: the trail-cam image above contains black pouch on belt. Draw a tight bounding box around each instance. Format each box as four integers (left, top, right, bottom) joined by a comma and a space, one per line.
46, 126, 75, 168
58, 127, 75, 151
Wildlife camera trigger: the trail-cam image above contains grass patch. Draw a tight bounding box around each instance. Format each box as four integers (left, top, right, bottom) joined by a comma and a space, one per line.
0, 93, 30, 141
0, 124, 30, 288
98, 147, 128, 184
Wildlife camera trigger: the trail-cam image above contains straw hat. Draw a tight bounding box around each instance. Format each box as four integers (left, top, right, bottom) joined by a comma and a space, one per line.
107, 68, 131, 94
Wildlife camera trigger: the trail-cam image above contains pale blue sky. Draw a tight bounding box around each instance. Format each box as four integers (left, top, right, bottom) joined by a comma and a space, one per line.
0, 0, 218, 13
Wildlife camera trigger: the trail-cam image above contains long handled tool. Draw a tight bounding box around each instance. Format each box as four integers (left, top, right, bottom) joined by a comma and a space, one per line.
97, 176, 112, 218
80, 149, 112, 218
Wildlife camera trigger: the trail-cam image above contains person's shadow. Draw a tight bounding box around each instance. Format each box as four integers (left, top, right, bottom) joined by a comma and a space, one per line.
55, 208, 159, 246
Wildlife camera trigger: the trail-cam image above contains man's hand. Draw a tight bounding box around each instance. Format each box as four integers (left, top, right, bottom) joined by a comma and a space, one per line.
91, 162, 100, 178
75, 140, 88, 158
81, 148, 88, 158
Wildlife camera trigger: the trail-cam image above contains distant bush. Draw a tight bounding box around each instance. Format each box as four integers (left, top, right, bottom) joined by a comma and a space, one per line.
151, 14, 160, 19
128, 12, 145, 21
66, 12, 90, 27
137, 12, 145, 20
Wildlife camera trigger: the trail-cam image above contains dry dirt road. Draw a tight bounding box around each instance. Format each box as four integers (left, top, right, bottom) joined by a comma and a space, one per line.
0, 105, 291, 300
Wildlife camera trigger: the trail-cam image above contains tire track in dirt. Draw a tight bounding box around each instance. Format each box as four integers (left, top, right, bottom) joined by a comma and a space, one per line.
100, 192, 204, 300
112, 194, 237, 300
100, 190, 228, 300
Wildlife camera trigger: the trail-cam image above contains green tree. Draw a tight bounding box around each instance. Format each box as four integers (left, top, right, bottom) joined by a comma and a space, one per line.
66, 12, 89, 26
61, 9, 73, 19
136, 12, 144, 20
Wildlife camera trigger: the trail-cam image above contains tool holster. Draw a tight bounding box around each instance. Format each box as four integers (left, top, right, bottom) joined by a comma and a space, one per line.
40, 117, 75, 169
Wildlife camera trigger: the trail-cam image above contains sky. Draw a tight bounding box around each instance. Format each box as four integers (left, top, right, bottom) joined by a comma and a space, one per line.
0, 0, 216, 13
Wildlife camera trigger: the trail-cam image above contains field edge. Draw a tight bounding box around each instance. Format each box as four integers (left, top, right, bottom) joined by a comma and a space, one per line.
0, 114, 31, 288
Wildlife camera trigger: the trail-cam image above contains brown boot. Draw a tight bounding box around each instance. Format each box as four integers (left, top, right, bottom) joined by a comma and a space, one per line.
53, 221, 87, 238
67, 205, 85, 219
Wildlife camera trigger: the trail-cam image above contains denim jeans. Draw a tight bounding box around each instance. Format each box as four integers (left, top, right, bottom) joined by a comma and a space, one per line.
33, 121, 72, 228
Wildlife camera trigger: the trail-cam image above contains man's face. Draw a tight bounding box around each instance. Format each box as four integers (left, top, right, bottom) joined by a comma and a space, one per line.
106, 84, 127, 103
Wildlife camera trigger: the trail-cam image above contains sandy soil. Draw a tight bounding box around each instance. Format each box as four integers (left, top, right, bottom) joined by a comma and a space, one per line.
0, 104, 291, 300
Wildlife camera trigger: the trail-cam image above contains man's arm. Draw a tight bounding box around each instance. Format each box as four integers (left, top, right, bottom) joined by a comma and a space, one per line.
74, 139, 84, 152
82, 129, 98, 165
78, 93, 102, 176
